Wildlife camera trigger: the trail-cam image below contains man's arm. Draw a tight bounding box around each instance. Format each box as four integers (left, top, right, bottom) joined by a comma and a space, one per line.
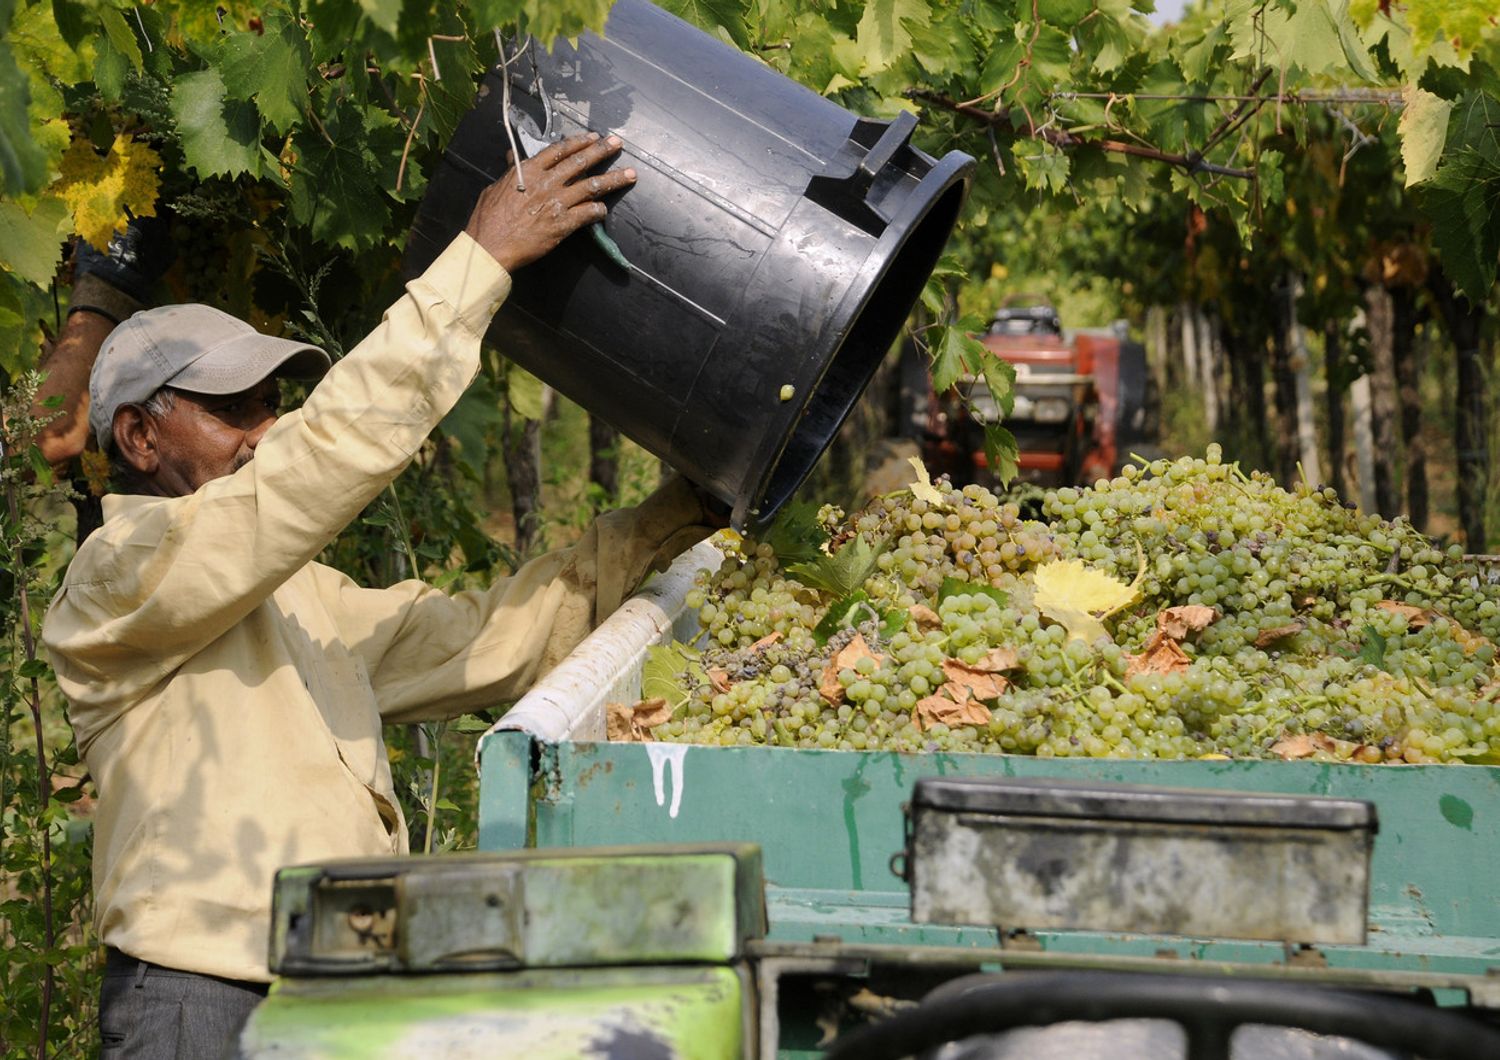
44, 135, 635, 696
312, 475, 716, 723
35, 220, 174, 466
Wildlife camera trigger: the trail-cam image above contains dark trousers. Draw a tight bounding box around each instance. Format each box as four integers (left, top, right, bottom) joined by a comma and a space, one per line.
100, 948, 268, 1059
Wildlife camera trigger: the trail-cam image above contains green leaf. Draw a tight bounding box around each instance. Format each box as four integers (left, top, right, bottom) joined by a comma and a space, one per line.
505, 362, 546, 420
1422, 146, 1500, 303
643, 642, 702, 708
812, 590, 905, 646
855, 0, 928, 75
983, 423, 1020, 485
657, 0, 752, 50
217, 13, 311, 134
788, 534, 885, 598
288, 101, 389, 250
1358, 624, 1388, 669
172, 68, 263, 178
99, 7, 143, 72
0, 195, 69, 286
51, 0, 88, 49
440, 380, 506, 469
1175, 20, 1228, 83
978, 353, 1017, 420
18, 657, 50, 679
433, 798, 461, 812
357, 0, 401, 35
938, 576, 1009, 609
763, 500, 829, 565
0, 39, 48, 195
451, 715, 492, 733
908, 8, 974, 78
928, 324, 972, 393
1013, 140, 1071, 194
1400, 86, 1452, 187
1037, 0, 1094, 26
93, 28, 131, 101
0, 266, 50, 376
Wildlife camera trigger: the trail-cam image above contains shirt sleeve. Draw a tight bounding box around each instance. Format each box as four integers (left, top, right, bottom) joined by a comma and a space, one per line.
309, 475, 713, 723
43, 235, 511, 700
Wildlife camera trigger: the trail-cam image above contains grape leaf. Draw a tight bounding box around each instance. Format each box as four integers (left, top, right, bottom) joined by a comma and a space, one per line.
93, 27, 131, 101
979, 346, 1017, 420
99, 7, 143, 72
172, 68, 263, 179
657, 0, 752, 50
907, 455, 946, 507
1032, 558, 1137, 642
908, 9, 974, 78
439, 378, 506, 469
1037, 0, 1094, 26
1013, 140, 1071, 194
1400, 86, 1451, 187
788, 534, 885, 598
1176, 20, 1228, 83
217, 13, 311, 134
52, 133, 162, 250
812, 590, 905, 646
0, 194, 69, 285
1421, 146, 1500, 303
929, 323, 986, 393
642, 642, 703, 709
938, 576, 1008, 610
0, 37, 48, 195
288, 101, 389, 250
357, 0, 402, 35
982, 423, 1020, 485
854, 0, 928, 75
763, 500, 828, 565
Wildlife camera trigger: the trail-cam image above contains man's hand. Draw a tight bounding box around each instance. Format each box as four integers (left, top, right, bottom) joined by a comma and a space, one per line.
464, 132, 636, 274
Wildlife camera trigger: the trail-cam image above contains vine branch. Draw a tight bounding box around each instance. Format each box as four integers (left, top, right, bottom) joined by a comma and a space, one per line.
909, 89, 1256, 180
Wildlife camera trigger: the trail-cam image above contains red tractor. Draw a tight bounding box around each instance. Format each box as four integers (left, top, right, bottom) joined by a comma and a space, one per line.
910, 304, 1155, 489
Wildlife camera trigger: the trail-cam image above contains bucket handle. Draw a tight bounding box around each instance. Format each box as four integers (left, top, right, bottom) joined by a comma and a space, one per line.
805, 110, 919, 236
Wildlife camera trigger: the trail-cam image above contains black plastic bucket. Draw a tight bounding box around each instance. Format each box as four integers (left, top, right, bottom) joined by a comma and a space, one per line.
405, 0, 973, 526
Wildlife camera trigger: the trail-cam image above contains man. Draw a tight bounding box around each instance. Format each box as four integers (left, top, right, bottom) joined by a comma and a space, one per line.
42, 132, 718, 1057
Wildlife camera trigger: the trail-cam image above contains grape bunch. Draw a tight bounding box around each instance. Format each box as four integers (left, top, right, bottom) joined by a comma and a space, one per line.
645, 449, 1500, 764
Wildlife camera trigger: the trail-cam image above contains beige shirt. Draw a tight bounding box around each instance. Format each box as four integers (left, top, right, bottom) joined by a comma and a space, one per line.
43, 233, 709, 982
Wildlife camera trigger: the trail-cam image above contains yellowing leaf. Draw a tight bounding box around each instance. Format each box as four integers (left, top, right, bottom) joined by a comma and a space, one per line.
1031, 558, 1137, 642
1400, 85, 1451, 187
907, 455, 946, 508
51, 134, 161, 251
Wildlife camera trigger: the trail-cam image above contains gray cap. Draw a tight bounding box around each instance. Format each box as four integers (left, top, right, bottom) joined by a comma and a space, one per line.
90, 303, 332, 449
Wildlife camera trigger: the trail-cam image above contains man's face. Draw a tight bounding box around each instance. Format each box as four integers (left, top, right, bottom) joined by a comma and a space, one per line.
145, 378, 281, 496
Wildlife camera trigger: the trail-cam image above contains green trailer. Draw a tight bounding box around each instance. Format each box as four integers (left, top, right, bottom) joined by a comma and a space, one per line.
242, 543, 1500, 1058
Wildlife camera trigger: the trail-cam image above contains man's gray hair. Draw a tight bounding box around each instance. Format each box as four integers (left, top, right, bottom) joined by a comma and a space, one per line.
106, 387, 178, 488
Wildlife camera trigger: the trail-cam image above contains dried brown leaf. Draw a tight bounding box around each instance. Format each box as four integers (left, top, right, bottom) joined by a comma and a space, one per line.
750, 632, 783, 650
940, 660, 1008, 702
818, 633, 885, 706
606, 698, 673, 742
1124, 632, 1191, 678
1376, 600, 1431, 627
1269, 732, 1366, 761
1156, 605, 1218, 641
707, 668, 732, 694
972, 645, 1020, 673
1254, 620, 1305, 648
909, 604, 942, 631
914, 691, 992, 730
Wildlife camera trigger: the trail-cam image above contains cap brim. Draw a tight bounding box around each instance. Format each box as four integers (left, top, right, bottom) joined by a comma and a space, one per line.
166, 332, 331, 396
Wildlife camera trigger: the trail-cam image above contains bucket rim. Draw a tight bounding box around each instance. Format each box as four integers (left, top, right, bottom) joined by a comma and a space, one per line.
732, 147, 977, 529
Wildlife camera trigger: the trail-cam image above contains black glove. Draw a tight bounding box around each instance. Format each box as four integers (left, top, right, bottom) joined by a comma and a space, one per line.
69, 214, 176, 322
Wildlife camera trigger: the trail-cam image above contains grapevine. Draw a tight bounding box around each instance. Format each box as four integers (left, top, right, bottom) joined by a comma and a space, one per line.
638, 449, 1500, 765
